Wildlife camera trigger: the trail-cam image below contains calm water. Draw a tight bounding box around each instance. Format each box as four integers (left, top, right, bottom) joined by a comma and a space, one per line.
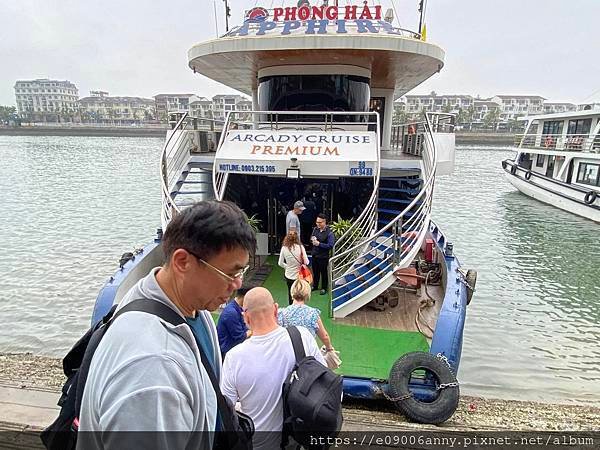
0, 136, 598, 405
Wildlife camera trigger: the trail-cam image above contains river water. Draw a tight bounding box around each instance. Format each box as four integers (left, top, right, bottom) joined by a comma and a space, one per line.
0, 136, 598, 405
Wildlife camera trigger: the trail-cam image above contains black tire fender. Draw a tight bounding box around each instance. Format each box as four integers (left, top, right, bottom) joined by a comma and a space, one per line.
524, 170, 532, 180
584, 191, 598, 205
510, 164, 517, 175
387, 352, 459, 424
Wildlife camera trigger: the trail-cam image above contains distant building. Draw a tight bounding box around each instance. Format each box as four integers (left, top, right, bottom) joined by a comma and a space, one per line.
78, 91, 155, 125
211, 94, 250, 120
578, 102, 600, 111
14, 79, 79, 122
491, 95, 545, 123
543, 102, 577, 114
189, 95, 213, 119
402, 93, 474, 115
153, 94, 195, 121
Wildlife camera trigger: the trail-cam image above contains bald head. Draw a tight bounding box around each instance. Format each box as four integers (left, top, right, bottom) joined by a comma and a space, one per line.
243, 287, 279, 334
244, 287, 275, 314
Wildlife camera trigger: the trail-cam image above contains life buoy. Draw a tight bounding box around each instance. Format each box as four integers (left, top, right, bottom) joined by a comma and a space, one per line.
584, 191, 598, 205
387, 352, 459, 424
525, 170, 532, 180
407, 124, 416, 135
544, 136, 553, 148
510, 164, 517, 175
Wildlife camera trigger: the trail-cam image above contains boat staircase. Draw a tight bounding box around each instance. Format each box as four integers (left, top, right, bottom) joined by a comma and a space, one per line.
330, 116, 440, 318
160, 113, 217, 230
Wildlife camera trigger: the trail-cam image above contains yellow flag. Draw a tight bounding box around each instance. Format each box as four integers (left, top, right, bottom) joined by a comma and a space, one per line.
421, 23, 427, 41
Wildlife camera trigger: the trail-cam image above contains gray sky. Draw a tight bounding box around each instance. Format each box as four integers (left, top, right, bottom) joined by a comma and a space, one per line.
1, 0, 599, 106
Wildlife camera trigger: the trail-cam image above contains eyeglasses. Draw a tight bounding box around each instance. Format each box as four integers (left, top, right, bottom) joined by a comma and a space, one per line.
187, 250, 249, 283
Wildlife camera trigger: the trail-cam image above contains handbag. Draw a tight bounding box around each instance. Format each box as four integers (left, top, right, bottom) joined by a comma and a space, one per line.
298, 264, 313, 285
290, 245, 313, 285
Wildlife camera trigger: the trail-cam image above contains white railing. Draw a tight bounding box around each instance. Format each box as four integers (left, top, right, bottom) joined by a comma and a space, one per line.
159, 114, 224, 228
516, 133, 600, 153
329, 112, 440, 314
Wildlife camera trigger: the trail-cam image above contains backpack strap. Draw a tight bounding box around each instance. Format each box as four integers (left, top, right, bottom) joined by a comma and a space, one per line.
286, 326, 306, 363
74, 299, 186, 416
194, 333, 238, 434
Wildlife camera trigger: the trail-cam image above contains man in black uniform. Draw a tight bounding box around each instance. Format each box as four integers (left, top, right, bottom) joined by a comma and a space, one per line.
310, 214, 335, 295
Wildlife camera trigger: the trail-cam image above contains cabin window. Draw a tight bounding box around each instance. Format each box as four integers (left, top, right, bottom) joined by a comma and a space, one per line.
576, 162, 600, 187
536, 154, 545, 167
542, 120, 562, 136
258, 74, 370, 122
568, 118, 591, 135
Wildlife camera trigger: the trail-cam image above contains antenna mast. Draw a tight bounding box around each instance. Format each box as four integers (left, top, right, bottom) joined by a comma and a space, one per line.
417, 0, 426, 35
223, 0, 231, 31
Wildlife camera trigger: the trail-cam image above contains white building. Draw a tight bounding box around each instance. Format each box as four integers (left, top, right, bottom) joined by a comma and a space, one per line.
543, 102, 577, 114
403, 93, 474, 114
211, 94, 250, 120
189, 95, 213, 119
14, 79, 79, 122
78, 91, 155, 124
491, 95, 545, 123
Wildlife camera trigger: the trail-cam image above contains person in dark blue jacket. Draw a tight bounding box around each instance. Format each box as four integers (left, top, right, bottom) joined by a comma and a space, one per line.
310, 213, 335, 295
217, 286, 252, 357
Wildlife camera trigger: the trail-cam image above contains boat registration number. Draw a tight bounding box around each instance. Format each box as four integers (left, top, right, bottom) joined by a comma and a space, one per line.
349, 161, 373, 176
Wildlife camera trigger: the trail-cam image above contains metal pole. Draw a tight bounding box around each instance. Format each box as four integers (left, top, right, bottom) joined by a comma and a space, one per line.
417, 0, 424, 35
223, 0, 230, 32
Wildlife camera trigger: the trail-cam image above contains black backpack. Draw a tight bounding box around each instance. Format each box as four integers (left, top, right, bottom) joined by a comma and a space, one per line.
40, 299, 254, 450
281, 326, 343, 449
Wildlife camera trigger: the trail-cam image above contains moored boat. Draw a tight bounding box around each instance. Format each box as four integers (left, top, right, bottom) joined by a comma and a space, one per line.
92, 1, 475, 424
502, 109, 600, 222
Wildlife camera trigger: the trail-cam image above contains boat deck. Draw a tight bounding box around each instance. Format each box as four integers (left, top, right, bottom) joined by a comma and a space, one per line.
256, 256, 438, 380
336, 282, 443, 339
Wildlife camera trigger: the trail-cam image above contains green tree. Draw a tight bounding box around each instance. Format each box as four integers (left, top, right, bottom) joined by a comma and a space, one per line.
0, 106, 17, 125
483, 108, 501, 130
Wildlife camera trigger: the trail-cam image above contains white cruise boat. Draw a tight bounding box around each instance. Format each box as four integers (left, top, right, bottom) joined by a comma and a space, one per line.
92, 1, 476, 424
502, 109, 600, 222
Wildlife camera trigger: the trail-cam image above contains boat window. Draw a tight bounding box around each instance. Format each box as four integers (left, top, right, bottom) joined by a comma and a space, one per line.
568, 118, 592, 135
576, 162, 600, 187
536, 154, 545, 167
258, 74, 370, 122
542, 120, 562, 136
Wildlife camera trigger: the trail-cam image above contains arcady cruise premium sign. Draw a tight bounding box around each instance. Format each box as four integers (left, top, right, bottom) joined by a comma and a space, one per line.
215, 130, 378, 178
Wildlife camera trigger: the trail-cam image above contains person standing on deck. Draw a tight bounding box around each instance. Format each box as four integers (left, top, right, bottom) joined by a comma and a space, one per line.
278, 231, 309, 305
311, 213, 335, 295
217, 286, 252, 358
220, 287, 325, 450
286, 200, 305, 237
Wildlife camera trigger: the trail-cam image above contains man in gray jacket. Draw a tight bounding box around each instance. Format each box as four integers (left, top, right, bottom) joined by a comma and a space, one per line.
77, 201, 256, 449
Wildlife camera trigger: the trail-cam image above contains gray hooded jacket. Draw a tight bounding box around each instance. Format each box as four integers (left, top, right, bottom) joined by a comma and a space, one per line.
77, 267, 219, 450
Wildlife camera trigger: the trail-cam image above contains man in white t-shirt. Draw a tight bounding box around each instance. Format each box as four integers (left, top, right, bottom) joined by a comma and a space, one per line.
285, 200, 305, 236
220, 287, 326, 450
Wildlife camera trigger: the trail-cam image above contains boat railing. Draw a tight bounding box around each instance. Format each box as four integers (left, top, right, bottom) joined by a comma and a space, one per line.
516, 133, 599, 153
329, 111, 438, 309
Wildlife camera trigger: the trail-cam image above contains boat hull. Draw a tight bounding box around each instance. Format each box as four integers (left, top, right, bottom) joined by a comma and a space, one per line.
502, 162, 600, 223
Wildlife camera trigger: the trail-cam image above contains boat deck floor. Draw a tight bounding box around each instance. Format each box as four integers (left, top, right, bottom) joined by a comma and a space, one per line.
335, 281, 444, 340
255, 256, 440, 380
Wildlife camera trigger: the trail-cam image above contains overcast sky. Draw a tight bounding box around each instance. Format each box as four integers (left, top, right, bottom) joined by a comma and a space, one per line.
1, 0, 599, 106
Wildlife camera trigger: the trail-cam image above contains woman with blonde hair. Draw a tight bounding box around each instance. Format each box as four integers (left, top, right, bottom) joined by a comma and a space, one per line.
278, 279, 335, 355
278, 230, 309, 304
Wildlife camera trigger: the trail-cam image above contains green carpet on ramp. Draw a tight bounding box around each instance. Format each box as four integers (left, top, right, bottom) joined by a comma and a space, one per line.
262, 257, 430, 380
